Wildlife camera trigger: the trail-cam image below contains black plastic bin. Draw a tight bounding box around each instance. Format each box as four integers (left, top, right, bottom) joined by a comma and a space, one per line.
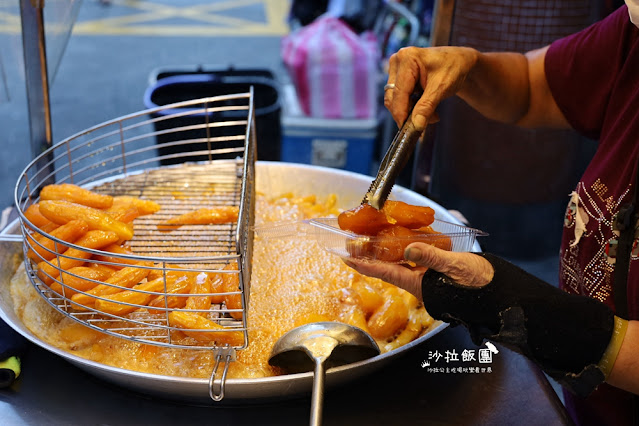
144, 68, 281, 165
149, 67, 276, 84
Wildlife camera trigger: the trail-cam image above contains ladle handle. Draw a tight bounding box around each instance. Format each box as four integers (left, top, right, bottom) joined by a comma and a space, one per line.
310, 357, 326, 426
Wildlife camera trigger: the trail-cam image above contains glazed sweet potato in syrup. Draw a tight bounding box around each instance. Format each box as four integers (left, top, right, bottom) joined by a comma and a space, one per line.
337, 204, 396, 235
381, 200, 435, 229
338, 201, 435, 234
338, 200, 450, 262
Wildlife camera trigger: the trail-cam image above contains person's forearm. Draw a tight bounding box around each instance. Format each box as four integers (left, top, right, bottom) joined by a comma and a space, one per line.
385, 45, 569, 130
457, 47, 570, 129
457, 51, 531, 125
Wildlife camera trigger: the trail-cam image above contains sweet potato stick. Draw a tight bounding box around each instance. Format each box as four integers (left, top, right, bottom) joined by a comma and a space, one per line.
108, 196, 161, 216
24, 204, 53, 229
146, 276, 193, 315
37, 230, 119, 285
221, 263, 243, 319
146, 264, 202, 282
157, 206, 238, 232
383, 309, 433, 353
184, 272, 212, 316
87, 262, 119, 278
168, 311, 244, 346
40, 183, 113, 209
39, 200, 134, 241
415, 226, 453, 251
107, 207, 140, 224
147, 265, 167, 282
70, 261, 153, 309
27, 219, 89, 262
38, 222, 60, 234
381, 200, 435, 229
94, 276, 171, 316
209, 273, 225, 304
49, 266, 114, 297
25, 222, 58, 261
92, 243, 138, 269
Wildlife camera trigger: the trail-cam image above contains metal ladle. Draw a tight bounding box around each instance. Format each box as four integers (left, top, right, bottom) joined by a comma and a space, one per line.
269, 322, 380, 426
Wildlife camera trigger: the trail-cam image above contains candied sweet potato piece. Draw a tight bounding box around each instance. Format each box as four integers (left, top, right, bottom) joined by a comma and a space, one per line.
108, 196, 161, 216
94, 277, 168, 316
24, 204, 53, 229
106, 195, 162, 223
346, 225, 453, 263
367, 291, 409, 340
370, 226, 417, 263
27, 219, 89, 262
107, 207, 140, 224
58, 321, 104, 348
415, 226, 453, 251
39, 200, 133, 241
345, 226, 411, 263
337, 204, 396, 235
157, 206, 239, 232
351, 280, 385, 315
147, 275, 191, 315
338, 305, 370, 334
168, 311, 244, 346
37, 230, 119, 285
92, 243, 138, 269
40, 183, 113, 209
70, 261, 153, 309
208, 273, 226, 304
185, 272, 213, 316
381, 200, 435, 229
339, 200, 452, 262
338, 201, 435, 236
50, 265, 114, 297
221, 263, 243, 320
88, 262, 119, 277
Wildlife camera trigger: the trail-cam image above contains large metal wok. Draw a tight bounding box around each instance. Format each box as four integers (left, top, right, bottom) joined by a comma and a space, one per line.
0, 161, 481, 403
0, 91, 478, 403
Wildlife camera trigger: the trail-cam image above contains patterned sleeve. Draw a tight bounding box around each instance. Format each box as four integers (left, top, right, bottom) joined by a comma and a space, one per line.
544, 6, 630, 140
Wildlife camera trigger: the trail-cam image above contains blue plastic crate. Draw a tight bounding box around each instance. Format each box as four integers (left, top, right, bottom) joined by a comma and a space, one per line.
281, 115, 377, 175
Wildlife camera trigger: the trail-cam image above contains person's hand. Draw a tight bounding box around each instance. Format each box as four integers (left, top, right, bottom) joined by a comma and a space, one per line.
384, 46, 479, 131
343, 242, 494, 300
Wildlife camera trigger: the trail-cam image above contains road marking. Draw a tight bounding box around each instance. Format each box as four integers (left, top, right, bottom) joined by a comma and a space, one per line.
0, 0, 290, 36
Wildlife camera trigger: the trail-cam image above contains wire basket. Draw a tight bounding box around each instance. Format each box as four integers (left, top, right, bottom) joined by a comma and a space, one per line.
13, 92, 257, 400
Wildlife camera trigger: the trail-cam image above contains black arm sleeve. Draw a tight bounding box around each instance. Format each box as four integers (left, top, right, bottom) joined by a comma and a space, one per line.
421, 253, 614, 397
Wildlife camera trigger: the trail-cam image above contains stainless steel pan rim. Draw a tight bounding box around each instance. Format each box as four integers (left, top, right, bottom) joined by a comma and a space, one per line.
0, 272, 447, 403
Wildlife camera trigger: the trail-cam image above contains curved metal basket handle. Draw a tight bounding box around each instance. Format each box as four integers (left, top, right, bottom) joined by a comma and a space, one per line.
208, 346, 235, 401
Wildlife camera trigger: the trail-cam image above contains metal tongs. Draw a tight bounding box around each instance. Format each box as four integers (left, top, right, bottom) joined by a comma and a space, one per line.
363, 103, 422, 210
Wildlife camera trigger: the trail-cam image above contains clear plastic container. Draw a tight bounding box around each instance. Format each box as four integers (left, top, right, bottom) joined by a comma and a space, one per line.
308, 218, 486, 263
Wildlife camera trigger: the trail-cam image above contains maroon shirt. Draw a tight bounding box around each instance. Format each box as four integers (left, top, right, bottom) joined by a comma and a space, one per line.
545, 5, 639, 425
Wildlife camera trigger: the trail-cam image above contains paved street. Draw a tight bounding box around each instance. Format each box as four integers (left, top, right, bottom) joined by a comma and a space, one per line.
0, 0, 289, 208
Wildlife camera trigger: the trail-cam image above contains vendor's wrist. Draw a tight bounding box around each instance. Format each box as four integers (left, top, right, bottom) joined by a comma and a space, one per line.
597, 316, 628, 379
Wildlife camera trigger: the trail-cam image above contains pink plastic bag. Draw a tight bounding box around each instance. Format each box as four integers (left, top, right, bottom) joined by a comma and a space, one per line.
281, 17, 380, 119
